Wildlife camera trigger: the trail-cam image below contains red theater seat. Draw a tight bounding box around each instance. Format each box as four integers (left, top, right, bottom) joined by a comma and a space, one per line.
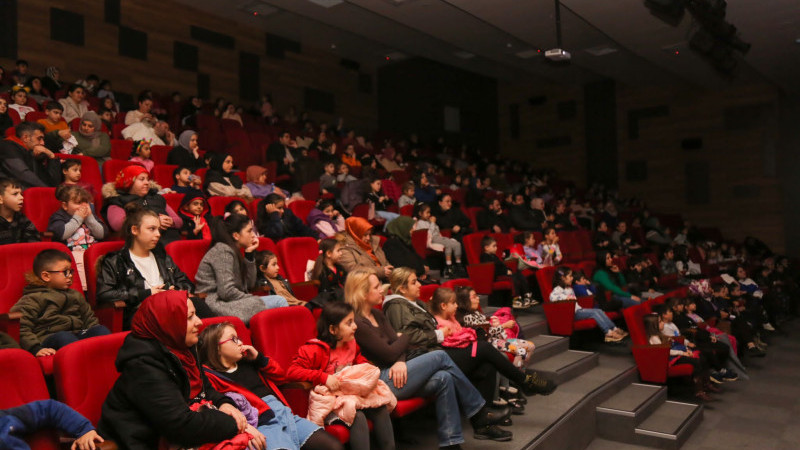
165, 239, 211, 283
21, 187, 60, 238
276, 237, 319, 284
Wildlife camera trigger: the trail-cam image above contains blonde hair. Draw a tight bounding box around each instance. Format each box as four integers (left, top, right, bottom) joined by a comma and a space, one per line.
344, 268, 375, 316
389, 267, 416, 297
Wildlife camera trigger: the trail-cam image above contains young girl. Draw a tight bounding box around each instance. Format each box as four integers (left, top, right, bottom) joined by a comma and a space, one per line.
287, 302, 396, 450
255, 250, 305, 306
643, 313, 712, 401
415, 203, 464, 278
397, 181, 416, 209
244, 165, 288, 199
509, 232, 543, 271
454, 287, 535, 369
225, 200, 260, 237
335, 162, 357, 183
365, 177, 399, 228
177, 191, 212, 241
537, 227, 562, 267
480, 235, 536, 308
128, 139, 154, 172
307, 199, 345, 239
60, 158, 98, 200
311, 238, 346, 297
198, 322, 343, 450
47, 185, 108, 290
550, 266, 626, 342
9, 87, 34, 120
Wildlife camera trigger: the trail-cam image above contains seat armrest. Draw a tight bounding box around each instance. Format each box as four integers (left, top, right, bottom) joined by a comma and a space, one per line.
0, 311, 22, 340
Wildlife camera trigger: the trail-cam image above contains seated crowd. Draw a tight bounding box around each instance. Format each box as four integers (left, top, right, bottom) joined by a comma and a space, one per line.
0, 60, 797, 449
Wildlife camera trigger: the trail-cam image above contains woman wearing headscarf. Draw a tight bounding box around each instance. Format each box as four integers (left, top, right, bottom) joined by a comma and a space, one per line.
244, 165, 288, 199
203, 153, 253, 199
102, 165, 183, 243
98, 291, 267, 449
382, 216, 429, 279
0, 97, 12, 136
42, 66, 62, 97
167, 130, 203, 170
72, 111, 110, 162
338, 217, 393, 280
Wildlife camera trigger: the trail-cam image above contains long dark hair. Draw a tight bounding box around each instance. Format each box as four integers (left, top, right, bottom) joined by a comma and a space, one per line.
595, 249, 613, 274
123, 203, 160, 249
311, 238, 339, 282
552, 266, 573, 289
209, 214, 250, 284
454, 286, 475, 323
317, 301, 354, 348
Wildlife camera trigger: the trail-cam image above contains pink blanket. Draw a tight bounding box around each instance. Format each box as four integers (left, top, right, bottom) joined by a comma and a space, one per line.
307, 363, 397, 426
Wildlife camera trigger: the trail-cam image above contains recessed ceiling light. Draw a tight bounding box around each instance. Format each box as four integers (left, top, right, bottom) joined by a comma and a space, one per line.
308, 0, 344, 8
240, 1, 278, 17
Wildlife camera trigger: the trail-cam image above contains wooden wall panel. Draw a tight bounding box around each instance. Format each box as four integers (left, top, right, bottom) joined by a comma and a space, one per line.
3, 0, 377, 131
497, 81, 586, 186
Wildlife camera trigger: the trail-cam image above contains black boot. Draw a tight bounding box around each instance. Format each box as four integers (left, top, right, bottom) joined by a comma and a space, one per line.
469, 405, 511, 428
473, 424, 513, 442
520, 371, 557, 396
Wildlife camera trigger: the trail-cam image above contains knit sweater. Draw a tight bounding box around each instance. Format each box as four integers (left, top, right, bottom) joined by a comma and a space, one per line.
195, 243, 268, 324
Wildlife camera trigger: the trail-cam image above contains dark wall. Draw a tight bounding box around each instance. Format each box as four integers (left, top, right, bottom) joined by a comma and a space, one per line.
378, 58, 498, 150
584, 79, 617, 188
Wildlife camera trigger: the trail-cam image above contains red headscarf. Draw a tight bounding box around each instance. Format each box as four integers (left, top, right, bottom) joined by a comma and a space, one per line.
131, 291, 203, 398
115, 164, 149, 190
345, 217, 379, 264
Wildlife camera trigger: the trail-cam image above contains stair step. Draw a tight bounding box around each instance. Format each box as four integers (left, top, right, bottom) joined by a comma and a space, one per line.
634, 401, 704, 449
527, 349, 599, 384
529, 334, 570, 363
595, 383, 667, 442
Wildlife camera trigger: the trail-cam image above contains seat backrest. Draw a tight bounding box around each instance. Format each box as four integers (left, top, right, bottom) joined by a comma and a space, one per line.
287, 200, 316, 225
0, 349, 50, 408
0, 243, 81, 314
535, 266, 559, 302
110, 139, 133, 160
22, 187, 60, 233
463, 232, 488, 265
257, 237, 285, 278
441, 278, 473, 290
161, 192, 185, 215
165, 239, 211, 283
103, 160, 145, 183
208, 196, 245, 217
399, 204, 414, 217
301, 181, 320, 202
54, 332, 129, 425
623, 304, 648, 346
84, 240, 126, 305
152, 164, 179, 189
419, 284, 440, 302
577, 260, 596, 278
200, 316, 251, 346
466, 207, 483, 231
351, 203, 370, 220
149, 145, 172, 165
491, 233, 513, 258
277, 237, 319, 284
411, 229, 429, 258
250, 306, 316, 370
557, 231, 582, 260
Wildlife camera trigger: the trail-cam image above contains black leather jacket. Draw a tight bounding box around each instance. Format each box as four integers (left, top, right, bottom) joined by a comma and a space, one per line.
96, 245, 194, 328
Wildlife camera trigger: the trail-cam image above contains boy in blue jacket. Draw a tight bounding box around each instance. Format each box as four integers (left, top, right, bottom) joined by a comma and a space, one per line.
0, 399, 104, 449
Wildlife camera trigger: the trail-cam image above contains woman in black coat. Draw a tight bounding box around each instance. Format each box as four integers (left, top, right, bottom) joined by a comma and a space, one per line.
96, 206, 197, 329
98, 290, 266, 449
382, 216, 432, 281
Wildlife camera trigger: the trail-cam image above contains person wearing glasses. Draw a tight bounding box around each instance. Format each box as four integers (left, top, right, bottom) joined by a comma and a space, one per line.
10, 248, 110, 357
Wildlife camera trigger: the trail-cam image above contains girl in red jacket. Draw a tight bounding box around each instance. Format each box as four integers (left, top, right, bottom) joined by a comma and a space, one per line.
288, 302, 396, 450
198, 322, 343, 450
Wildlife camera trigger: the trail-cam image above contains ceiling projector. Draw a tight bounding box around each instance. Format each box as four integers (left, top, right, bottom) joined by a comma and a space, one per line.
545, 48, 571, 61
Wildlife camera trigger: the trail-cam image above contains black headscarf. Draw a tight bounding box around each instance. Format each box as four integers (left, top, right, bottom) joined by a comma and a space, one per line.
203, 153, 243, 190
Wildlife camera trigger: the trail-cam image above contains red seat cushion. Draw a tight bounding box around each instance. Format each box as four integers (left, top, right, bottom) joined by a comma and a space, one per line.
573, 318, 599, 331
37, 354, 55, 375
392, 397, 431, 418
325, 424, 350, 444
668, 363, 695, 378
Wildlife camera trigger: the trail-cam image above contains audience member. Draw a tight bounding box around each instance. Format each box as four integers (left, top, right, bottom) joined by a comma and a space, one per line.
0, 178, 39, 245
58, 84, 89, 124
128, 139, 154, 172
203, 153, 252, 199
37, 102, 68, 133
255, 193, 315, 242
0, 122, 62, 188
167, 130, 203, 170
177, 191, 212, 241
339, 217, 392, 280
307, 199, 344, 239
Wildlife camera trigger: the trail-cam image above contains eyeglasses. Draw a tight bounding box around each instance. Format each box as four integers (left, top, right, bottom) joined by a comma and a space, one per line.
218, 336, 242, 346
46, 269, 73, 277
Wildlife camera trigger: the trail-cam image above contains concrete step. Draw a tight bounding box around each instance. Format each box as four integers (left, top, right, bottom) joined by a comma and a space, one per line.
596, 383, 668, 443
634, 401, 704, 449
529, 334, 570, 363
527, 349, 600, 385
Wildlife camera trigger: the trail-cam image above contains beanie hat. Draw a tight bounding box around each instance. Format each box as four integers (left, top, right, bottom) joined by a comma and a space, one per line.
115, 164, 149, 190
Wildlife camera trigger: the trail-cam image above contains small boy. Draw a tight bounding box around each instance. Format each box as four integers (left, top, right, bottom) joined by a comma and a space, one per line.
60, 158, 97, 200
572, 270, 596, 297
479, 235, 536, 308
98, 107, 115, 133
171, 166, 202, 194
48, 185, 107, 290
178, 191, 211, 240
319, 161, 339, 196
10, 249, 110, 356
260, 193, 317, 242
0, 399, 105, 449
0, 178, 40, 245
398, 181, 416, 208
335, 162, 357, 183
37, 102, 68, 133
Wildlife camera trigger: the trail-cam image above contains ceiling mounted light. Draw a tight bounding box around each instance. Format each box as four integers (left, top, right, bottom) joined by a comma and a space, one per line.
585, 46, 618, 56
515, 49, 541, 59
308, 0, 344, 8
239, 1, 278, 17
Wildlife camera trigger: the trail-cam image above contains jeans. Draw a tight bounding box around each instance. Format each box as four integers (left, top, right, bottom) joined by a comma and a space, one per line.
258, 395, 321, 450
260, 295, 289, 309
616, 295, 640, 308
41, 325, 111, 350
574, 308, 616, 333
379, 350, 485, 447
375, 211, 400, 230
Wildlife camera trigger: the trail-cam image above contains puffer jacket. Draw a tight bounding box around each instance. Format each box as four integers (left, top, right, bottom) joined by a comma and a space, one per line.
10, 282, 100, 354
382, 294, 441, 360
96, 245, 193, 329
98, 334, 238, 449
101, 181, 181, 244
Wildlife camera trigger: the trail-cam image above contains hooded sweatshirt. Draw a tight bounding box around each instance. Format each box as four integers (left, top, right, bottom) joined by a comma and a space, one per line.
177, 191, 212, 241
